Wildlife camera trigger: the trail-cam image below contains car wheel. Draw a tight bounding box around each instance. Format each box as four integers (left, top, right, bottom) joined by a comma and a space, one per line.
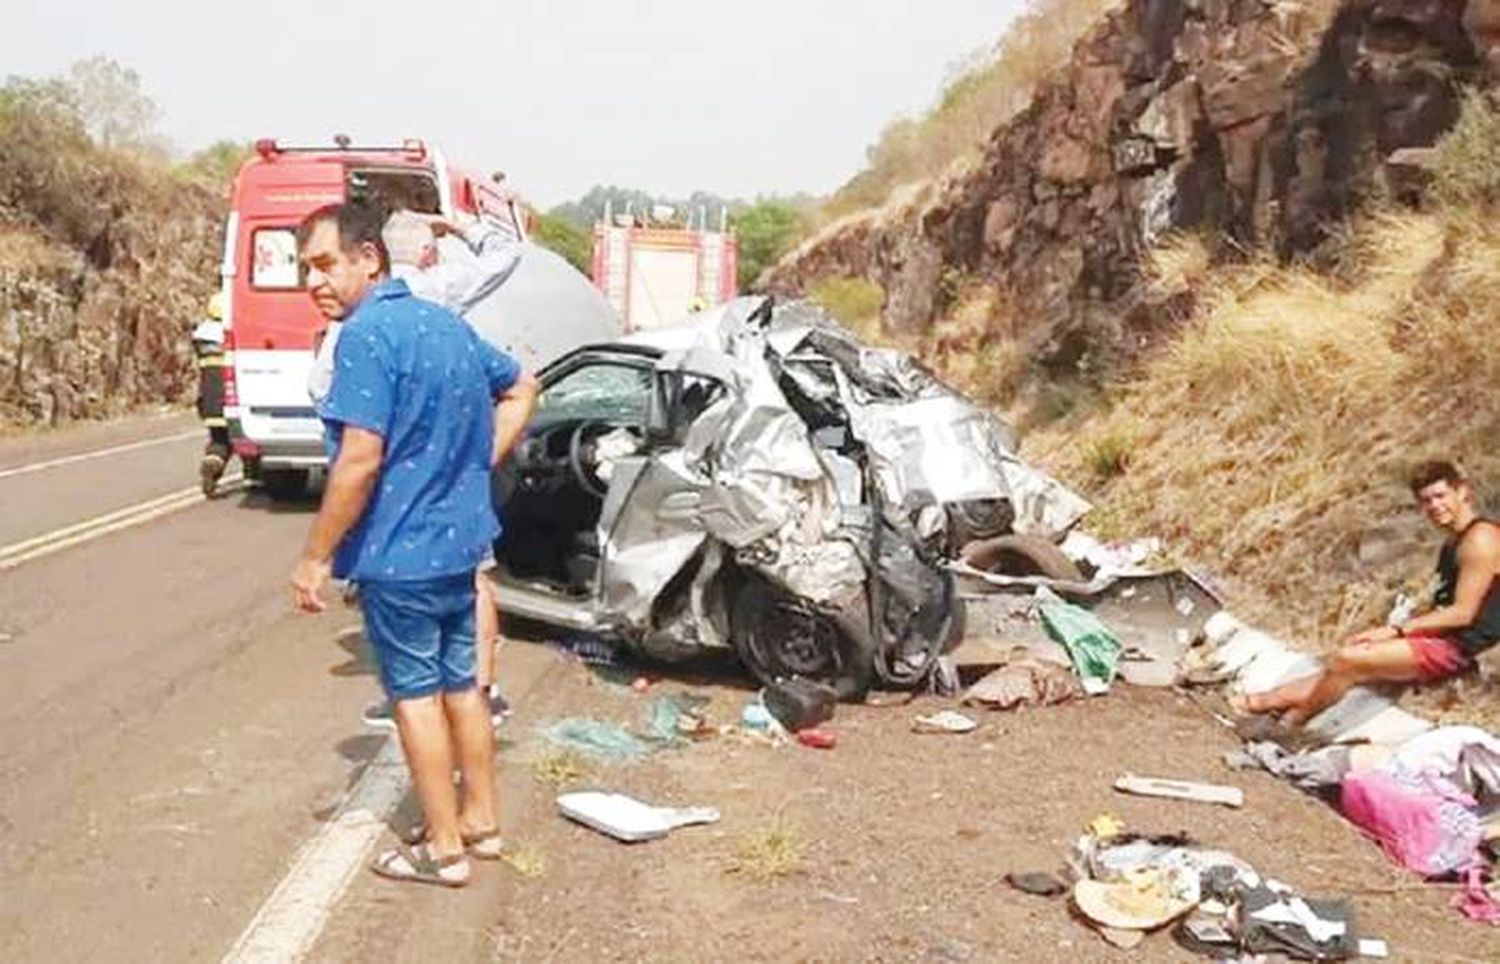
959, 533, 1083, 582
729, 577, 873, 702
261, 468, 309, 501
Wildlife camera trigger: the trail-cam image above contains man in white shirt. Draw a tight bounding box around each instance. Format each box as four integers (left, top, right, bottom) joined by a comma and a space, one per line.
308, 211, 522, 403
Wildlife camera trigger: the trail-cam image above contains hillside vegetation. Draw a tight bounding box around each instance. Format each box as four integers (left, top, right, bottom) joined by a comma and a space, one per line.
1014, 93, 1500, 662
819, 0, 1117, 223
0, 64, 227, 428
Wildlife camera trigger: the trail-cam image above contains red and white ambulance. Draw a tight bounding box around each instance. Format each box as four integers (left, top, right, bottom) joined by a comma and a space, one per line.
218, 136, 620, 497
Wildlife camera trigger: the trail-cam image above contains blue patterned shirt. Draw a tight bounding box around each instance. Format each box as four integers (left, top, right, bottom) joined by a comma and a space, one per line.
320, 278, 520, 581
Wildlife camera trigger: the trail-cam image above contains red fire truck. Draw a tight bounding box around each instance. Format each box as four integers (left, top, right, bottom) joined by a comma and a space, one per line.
590, 207, 738, 331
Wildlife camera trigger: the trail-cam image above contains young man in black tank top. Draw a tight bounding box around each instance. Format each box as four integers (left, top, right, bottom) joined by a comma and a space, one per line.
1241, 460, 1500, 726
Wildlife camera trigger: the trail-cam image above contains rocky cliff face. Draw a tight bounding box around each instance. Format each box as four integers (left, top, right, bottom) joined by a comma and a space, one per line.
768, 0, 1497, 377
0, 105, 223, 427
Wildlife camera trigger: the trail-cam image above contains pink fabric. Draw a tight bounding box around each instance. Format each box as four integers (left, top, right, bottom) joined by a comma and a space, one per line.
1453, 867, 1500, 925
1339, 770, 1482, 877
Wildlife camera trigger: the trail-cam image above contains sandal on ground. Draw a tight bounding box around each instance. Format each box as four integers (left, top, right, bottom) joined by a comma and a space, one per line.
400, 823, 505, 860
371, 843, 470, 888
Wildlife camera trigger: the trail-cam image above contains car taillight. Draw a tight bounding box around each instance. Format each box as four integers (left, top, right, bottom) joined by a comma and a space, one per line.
222, 328, 239, 408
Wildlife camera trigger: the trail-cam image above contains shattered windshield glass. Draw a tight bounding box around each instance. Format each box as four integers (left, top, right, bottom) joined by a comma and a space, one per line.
533, 361, 655, 430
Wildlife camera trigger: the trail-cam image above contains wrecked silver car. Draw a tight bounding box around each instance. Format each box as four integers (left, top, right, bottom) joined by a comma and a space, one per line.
488, 296, 1090, 697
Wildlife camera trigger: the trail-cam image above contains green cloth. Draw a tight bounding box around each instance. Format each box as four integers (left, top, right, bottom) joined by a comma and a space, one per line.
1039, 595, 1121, 692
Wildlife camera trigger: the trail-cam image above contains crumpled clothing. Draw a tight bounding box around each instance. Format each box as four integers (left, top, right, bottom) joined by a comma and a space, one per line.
1340, 767, 1483, 877
1382, 725, 1500, 801
1239, 886, 1357, 960
1224, 741, 1352, 791
1453, 866, 1500, 925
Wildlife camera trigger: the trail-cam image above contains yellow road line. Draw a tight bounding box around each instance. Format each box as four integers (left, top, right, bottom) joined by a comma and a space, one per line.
0, 476, 245, 571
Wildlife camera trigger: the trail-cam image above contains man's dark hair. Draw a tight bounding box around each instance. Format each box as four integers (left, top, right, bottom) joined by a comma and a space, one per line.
1410, 459, 1467, 494
296, 201, 390, 275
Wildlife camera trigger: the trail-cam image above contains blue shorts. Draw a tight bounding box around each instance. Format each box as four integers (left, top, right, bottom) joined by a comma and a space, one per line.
359, 573, 478, 701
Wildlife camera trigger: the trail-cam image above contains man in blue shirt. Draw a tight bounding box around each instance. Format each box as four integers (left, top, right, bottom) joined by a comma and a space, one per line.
290, 202, 537, 887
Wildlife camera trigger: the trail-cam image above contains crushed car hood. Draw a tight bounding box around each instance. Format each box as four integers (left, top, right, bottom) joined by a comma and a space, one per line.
597, 296, 1090, 681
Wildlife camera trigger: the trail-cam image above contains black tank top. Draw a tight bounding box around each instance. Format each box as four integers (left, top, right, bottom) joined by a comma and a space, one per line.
1435, 519, 1500, 655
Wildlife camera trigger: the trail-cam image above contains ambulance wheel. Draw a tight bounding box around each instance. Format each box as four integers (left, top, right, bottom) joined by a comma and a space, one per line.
261, 468, 309, 501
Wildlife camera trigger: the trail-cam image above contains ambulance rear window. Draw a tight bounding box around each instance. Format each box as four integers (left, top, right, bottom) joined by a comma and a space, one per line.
251, 228, 301, 289
348, 169, 441, 214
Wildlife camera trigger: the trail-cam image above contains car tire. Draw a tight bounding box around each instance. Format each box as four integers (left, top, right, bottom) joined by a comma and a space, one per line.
959, 533, 1083, 582
261, 468, 309, 502
728, 576, 874, 702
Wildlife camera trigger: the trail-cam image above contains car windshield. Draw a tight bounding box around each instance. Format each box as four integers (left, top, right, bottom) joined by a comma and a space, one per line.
533, 361, 654, 430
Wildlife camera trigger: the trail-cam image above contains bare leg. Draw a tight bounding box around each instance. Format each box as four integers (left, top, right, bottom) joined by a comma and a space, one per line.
444, 687, 498, 835
474, 573, 499, 691
1239, 672, 1323, 714
393, 695, 464, 856
1282, 640, 1427, 727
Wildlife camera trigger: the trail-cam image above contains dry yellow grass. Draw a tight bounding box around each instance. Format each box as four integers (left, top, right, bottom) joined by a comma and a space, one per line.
530, 749, 590, 790
1027, 204, 1500, 653
724, 816, 806, 881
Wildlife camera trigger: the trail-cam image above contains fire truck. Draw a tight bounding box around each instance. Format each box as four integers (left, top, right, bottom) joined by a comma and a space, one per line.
590, 206, 738, 331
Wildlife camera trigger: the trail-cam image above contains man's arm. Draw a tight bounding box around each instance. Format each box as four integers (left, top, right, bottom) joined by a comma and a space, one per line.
492, 372, 539, 466
424, 220, 523, 313
290, 427, 384, 612
1350, 526, 1500, 642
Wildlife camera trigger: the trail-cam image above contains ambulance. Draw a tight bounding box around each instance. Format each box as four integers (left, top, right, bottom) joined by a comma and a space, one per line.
219, 136, 620, 497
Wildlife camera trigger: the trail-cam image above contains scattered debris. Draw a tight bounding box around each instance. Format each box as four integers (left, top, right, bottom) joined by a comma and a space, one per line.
1061, 818, 1382, 958
741, 700, 776, 732
557, 791, 720, 843
1004, 871, 1067, 897
795, 727, 837, 749
913, 710, 978, 734
1114, 774, 1245, 809
1087, 814, 1125, 840
762, 678, 836, 732
962, 649, 1083, 710
552, 634, 619, 666
1037, 587, 1120, 694
1185, 609, 1500, 925
540, 718, 655, 761
644, 692, 713, 744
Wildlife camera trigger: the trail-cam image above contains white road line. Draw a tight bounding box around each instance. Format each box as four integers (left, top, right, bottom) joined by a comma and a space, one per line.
223, 737, 409, 964
0, 429, 202, 481
0, 476, 244, 571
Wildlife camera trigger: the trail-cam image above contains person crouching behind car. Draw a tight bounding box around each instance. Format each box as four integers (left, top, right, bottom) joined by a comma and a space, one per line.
309, 208, 524, 732
290, 200, 538, 887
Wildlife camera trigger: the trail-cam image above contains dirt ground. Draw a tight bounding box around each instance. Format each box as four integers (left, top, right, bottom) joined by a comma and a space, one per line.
315, 635, 1500, 963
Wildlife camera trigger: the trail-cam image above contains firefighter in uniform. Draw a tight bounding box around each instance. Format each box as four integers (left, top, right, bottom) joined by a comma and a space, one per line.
193, 292, 232, 496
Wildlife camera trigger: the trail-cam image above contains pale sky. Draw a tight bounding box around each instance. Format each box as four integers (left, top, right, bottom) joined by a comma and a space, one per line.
2, 1, 1026, 207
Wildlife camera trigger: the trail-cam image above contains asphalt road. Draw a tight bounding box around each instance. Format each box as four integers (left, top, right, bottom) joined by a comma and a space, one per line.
0, 413, 511, 962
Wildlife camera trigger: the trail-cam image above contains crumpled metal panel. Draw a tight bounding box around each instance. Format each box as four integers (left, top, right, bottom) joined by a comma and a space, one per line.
998, 457, 1093, 540
597, 449, 708, 628
590, 294, 1089, 651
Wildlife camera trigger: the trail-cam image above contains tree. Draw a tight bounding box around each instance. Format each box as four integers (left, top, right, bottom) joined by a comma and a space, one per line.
179, 140, 255, 190
67, 55, 159, 150
532, 212, 593, 273
732, 200, 809, 289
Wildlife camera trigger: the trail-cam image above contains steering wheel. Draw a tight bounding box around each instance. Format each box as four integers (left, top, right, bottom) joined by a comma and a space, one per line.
567, 421, 614, 499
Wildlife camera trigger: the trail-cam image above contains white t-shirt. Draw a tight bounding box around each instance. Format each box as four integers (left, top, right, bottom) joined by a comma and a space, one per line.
307, 225, 522, 403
